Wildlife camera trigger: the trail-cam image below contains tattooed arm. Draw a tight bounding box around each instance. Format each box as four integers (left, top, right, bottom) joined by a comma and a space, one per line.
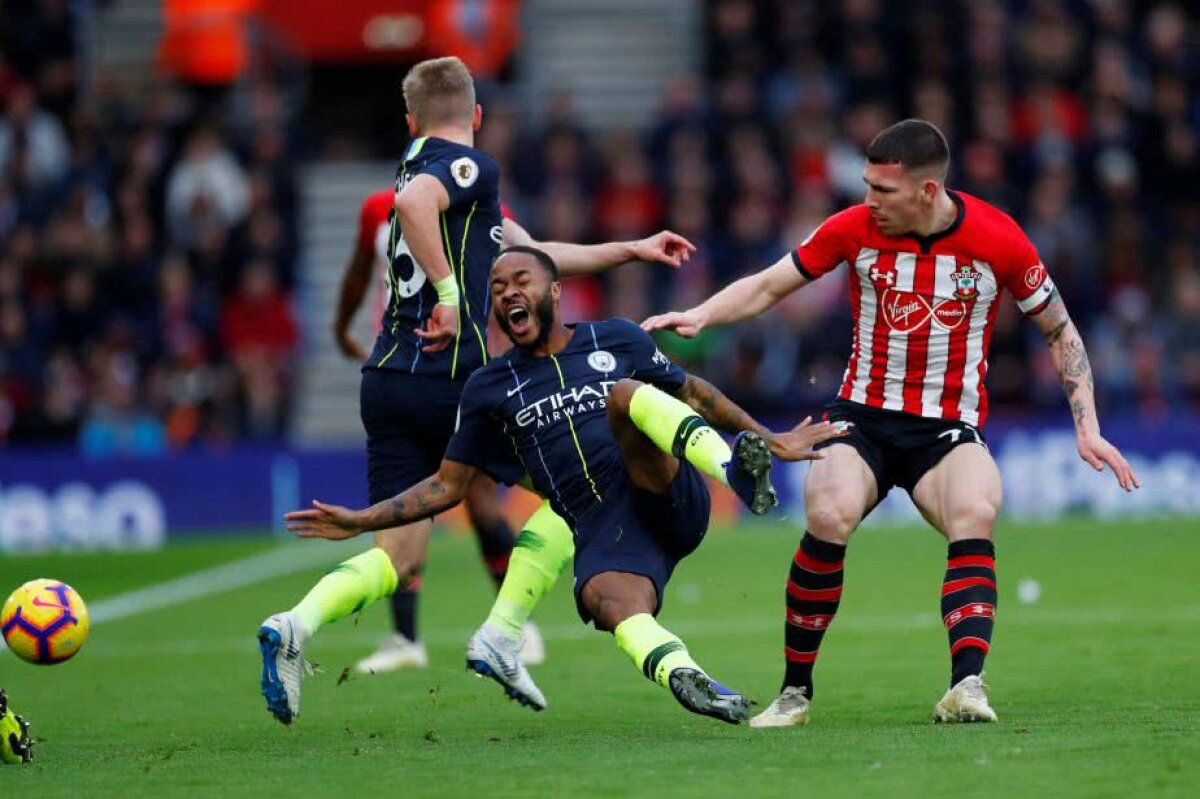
284, 460, 477, 540
1028, 291, 1140, 490
671, 374, 846, 461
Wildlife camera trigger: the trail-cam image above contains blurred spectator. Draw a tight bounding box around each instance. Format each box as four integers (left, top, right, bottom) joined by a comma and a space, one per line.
166, 124, 250, 247
79, 349, 166, 458
0, 83, 71, 201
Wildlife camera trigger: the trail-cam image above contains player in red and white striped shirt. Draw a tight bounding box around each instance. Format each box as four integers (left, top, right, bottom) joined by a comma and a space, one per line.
644, 119, 1140, 727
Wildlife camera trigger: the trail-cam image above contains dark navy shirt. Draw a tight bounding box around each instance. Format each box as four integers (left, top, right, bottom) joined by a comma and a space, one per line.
367, 136, 502, 380
445, 318, 687, 526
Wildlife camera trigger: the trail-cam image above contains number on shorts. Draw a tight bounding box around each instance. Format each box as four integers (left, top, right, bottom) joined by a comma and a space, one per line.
938, 427, 981, 445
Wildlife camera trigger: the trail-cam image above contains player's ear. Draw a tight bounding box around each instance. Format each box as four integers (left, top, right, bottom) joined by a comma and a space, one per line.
472, 104, 482, 131
405, 113, 419, 138
921, 176, 940, 203
551, 280, 561, 300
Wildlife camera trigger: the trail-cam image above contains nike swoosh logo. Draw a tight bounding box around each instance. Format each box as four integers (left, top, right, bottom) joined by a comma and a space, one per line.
31, 596, 68, 611
480, 639, 518, 680
507, 379, 532, 398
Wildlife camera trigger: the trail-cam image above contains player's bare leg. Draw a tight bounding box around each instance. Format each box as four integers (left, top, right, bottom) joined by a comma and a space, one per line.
752, 443, 877, 728
581, 572, 752, 725
912, 443, 1002, 723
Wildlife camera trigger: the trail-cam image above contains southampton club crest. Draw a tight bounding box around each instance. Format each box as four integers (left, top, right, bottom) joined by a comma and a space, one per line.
952, 263, 981, 301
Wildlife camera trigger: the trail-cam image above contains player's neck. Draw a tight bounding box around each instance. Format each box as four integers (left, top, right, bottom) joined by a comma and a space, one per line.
526, 323, 573, 358
912, 189, 958, 237
417, 125, 474, 147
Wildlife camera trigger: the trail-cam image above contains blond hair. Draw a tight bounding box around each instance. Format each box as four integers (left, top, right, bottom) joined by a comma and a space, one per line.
401, 56, 476, 130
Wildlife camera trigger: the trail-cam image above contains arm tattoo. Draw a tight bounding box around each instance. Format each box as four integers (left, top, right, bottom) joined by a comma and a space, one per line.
1070, 398, 1088, 425
673, 374, 765, 436
389, 477, 449, 525
1045, 319, 1069, 345
1035, 291, 1071, 345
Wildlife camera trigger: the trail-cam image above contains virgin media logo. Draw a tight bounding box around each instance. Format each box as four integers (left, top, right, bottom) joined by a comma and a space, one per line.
881, 290, 969, 332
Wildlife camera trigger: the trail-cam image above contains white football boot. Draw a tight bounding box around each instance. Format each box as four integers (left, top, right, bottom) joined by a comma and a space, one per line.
257, 612, 313, 725
933, 674, 998, 723
749, 686, 811, 728
466, 623, 547, 711
353, 633, 429, 674
518, 621, 546, 666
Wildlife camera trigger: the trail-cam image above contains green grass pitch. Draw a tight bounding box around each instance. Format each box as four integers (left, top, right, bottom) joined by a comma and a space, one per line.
1, 517, 1197, 798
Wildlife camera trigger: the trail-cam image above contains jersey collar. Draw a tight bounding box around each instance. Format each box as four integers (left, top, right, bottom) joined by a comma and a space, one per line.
904, 189, 966, 254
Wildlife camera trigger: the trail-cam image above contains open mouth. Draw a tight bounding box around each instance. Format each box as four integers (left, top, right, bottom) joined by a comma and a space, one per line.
506, 305, 532, 336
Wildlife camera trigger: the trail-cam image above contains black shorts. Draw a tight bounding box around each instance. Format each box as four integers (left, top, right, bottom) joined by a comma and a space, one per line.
572, 461, 710, 625
360, 368, 466, 504
814, 399, 988, 498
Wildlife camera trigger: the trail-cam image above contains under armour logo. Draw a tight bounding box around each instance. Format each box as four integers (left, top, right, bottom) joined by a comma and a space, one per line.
870, 267, 895, 285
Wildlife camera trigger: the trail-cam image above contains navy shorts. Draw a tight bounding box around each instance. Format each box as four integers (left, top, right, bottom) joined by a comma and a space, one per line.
360, 368, 466, 504
814, 399, 988, 498
571, 461, 711, 625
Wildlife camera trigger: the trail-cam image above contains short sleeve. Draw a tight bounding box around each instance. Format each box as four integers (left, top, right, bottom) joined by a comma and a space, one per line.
444, 373, 525, 486
792, 206, 859, 280
1001, 227, 1056, 315
420, 152, 492, 208
608, 319, 686, 392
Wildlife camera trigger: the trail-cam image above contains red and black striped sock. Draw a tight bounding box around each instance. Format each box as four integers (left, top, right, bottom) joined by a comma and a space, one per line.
942, 539, 997, 687
782, 532, 846, 698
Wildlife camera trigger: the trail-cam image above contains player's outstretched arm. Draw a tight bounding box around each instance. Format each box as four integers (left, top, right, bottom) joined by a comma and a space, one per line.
284, 460, 477, 540
502, 217, 696, 276
395, 174, 460, 352
672, 374, 846, 461
332, 241, 374, 362
1030, 291, 1140, 491
642, 255, 808, 338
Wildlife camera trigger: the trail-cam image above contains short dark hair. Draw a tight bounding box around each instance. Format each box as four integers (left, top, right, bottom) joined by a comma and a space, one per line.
494, 245, 559, 281
866, 118, 950, 178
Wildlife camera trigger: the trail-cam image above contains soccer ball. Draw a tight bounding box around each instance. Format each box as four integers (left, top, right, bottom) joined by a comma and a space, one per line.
1, 579, 90, 664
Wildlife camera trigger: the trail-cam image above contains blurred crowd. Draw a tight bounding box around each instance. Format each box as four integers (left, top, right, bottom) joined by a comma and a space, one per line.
486, 0, 1200, 421
0, 0, 302, 452
2, 0, 1197, 455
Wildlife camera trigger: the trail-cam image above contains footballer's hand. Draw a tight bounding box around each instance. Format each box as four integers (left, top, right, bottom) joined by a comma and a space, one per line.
334, 329, 369, 362
285, 500, 367, 540
766, 417, 849, 462
415, 303, 459, 353
631, 231, 696, 268
1077, 431, 1141, 491
641, 309, 706, 338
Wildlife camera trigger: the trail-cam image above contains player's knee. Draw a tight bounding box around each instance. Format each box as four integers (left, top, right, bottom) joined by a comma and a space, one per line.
607, 378, 644, 418
805, 495, 861, 543
580, 577, 654, 632
944, 498, 1000, 538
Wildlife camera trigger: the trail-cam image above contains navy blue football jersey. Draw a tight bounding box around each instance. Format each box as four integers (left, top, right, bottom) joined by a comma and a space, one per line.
367, 136, 503, 380
445, 318, 687, 526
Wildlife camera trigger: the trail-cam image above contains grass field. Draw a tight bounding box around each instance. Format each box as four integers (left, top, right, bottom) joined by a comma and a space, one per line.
2, 517, 1198, 798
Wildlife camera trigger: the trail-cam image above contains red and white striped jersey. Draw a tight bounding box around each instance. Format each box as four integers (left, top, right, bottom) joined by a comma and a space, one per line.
792, 190, 1055, 428
356, 189, 396, 333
